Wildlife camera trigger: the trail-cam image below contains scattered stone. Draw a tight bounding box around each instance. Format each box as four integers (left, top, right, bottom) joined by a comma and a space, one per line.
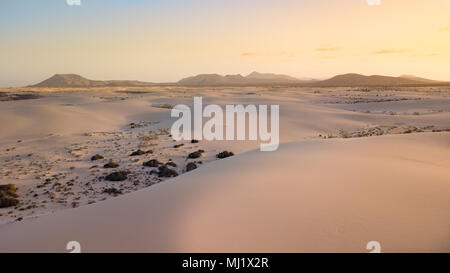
157, 165, 178, 178
166, 161, 177, 167
191, 139, 199, 143
104, 160, 119, 168
185, 162, 197, 172
129, 149, 153, 156
173, 144, 184, 148
91, 154, 104, 161
216, 151, 234, 159
129, 122, 142, 129
48, 192, 56, 199
105, 171, 128, 181
143, 159, 162, 167
103, 188, 123, 195
188, 149, 205, 159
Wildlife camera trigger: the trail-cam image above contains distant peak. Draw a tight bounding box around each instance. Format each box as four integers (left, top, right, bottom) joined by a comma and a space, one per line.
247, 71, 261, 76
400, 74, 417, 78
31, 74, 153, 87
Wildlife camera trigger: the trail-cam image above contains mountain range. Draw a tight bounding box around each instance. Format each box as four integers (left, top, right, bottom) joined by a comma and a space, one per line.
177, 72, 305, 86
30, 72, 447, 88
31, 74, 154, 88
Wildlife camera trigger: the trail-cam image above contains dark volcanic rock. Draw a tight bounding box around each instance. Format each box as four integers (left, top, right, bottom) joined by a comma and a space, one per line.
188, 149, 205, 159
191, 139, 199, 143
91, 154, 104, 161
157, 165, 178, 178
185, 162, 197, 172
129, 122, 142, 129
0, 184, 18, 197
129, 149, 153, 156
143, 159, 163, 167
0, 93, 42, 102
166, 161, 177, 167
0, 184, 20, 208
103, 188, 123, 195
104, 160, 119, 168
173, 144, 184, 148
0, 197, 19, 208
216, 151, 234, 159
105, 171, 128, 181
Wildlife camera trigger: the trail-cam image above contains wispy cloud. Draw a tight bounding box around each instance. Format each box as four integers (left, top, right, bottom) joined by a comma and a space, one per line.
440, 27, 450, 32
241, 52, 259, 57
316, 46, 340, 52
241, 51, 297, 58
374, 49, 408, 54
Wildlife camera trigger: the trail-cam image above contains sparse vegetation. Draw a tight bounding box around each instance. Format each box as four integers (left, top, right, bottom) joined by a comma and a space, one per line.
0, 184, 19, 208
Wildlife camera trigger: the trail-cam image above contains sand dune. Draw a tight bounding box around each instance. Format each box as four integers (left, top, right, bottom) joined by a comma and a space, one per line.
0, 86, 449, 252
0, 133, 449, 252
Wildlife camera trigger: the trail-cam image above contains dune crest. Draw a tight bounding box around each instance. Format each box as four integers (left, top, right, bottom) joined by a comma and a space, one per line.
0, 133, 449, 252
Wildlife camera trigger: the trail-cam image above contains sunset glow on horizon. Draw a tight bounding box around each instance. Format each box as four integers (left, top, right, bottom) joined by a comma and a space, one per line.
1, 0, 449, 86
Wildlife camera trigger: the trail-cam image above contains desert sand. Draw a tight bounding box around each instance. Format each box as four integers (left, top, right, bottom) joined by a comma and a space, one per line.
0, 86, 449, 252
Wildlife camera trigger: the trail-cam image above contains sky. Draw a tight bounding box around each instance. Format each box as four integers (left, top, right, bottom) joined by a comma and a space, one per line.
0, 0, 449, 87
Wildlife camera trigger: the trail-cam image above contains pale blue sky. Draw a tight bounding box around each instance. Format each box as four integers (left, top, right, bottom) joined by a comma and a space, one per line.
1, 0, 449, 86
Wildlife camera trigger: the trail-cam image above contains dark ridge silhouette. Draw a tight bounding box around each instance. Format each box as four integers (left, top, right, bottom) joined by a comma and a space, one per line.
31, 72, 447, 88
31, 74, 154, 87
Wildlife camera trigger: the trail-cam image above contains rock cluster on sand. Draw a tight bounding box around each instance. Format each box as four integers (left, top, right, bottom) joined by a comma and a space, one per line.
0, 184, 20, 208
129, 122, 143, 129
157, 165, 178, 178
185, 162, 197, 172
188, 150, 205, 159
102, 188, 122, 195
216, 151, 234, 159
166, 161, 177, 167
91, 154, 104, 161
105, 171, 128, 181
0, 111, 226, 223
143, 159, 162, 167
129, 149, 153, 156
104, 160, 119, 168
